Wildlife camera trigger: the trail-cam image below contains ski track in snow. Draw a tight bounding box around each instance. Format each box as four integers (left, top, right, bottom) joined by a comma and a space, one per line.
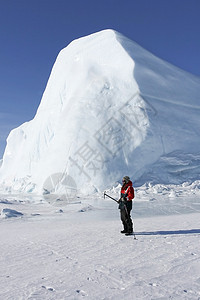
0, 196, 200, 300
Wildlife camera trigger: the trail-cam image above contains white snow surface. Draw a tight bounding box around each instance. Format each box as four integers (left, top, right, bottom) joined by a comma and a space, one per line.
0, 29, 200, 195
1, 29, 200, 299
0, 185, 200, 299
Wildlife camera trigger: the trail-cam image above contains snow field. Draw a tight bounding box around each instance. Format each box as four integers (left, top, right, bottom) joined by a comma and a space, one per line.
0, 198, 200, 300
0, 28, 200, 299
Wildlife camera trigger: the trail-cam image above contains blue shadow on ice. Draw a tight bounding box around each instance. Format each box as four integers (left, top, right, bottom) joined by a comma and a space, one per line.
136, 229, 200, 236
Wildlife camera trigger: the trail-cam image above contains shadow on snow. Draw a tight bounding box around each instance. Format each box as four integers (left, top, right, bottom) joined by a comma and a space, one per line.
136, 229, 200, 236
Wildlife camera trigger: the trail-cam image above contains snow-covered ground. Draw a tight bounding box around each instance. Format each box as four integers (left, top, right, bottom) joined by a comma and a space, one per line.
1, 183, 200, 299
1, 29, 200, 300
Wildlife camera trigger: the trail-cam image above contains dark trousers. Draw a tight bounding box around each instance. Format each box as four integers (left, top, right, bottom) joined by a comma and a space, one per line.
120, 201, 133, 233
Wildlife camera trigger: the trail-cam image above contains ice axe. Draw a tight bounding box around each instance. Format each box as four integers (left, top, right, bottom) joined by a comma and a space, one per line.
103, 192, 119, 203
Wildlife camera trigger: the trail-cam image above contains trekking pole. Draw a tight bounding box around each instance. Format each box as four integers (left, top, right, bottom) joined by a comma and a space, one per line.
103, 192, 119, 203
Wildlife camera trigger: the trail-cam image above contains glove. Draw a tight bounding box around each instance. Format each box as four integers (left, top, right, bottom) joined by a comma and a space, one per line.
121, 196, 127, 202
117, 198, 124, 203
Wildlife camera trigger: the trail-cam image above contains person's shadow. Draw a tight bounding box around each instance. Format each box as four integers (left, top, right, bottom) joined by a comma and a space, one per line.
136, 229, 200, 236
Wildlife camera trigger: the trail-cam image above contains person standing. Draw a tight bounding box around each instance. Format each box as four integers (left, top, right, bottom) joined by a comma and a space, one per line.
118, 176, 135, 236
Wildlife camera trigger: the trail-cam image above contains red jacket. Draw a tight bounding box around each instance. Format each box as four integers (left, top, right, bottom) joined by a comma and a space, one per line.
121, 180, 135, 201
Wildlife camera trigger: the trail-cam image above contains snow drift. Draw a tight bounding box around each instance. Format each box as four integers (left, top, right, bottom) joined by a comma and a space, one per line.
0, 29, 200, 195
1, 208, 23, 219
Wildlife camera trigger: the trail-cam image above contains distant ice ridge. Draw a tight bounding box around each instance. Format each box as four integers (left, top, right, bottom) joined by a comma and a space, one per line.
0, 29, 200, 196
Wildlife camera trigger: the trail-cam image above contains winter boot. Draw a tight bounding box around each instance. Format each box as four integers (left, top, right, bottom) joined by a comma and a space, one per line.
125, 231, 133, 236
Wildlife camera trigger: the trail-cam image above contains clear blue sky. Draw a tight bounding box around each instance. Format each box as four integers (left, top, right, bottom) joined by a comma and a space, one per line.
0, 0, 200, 158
